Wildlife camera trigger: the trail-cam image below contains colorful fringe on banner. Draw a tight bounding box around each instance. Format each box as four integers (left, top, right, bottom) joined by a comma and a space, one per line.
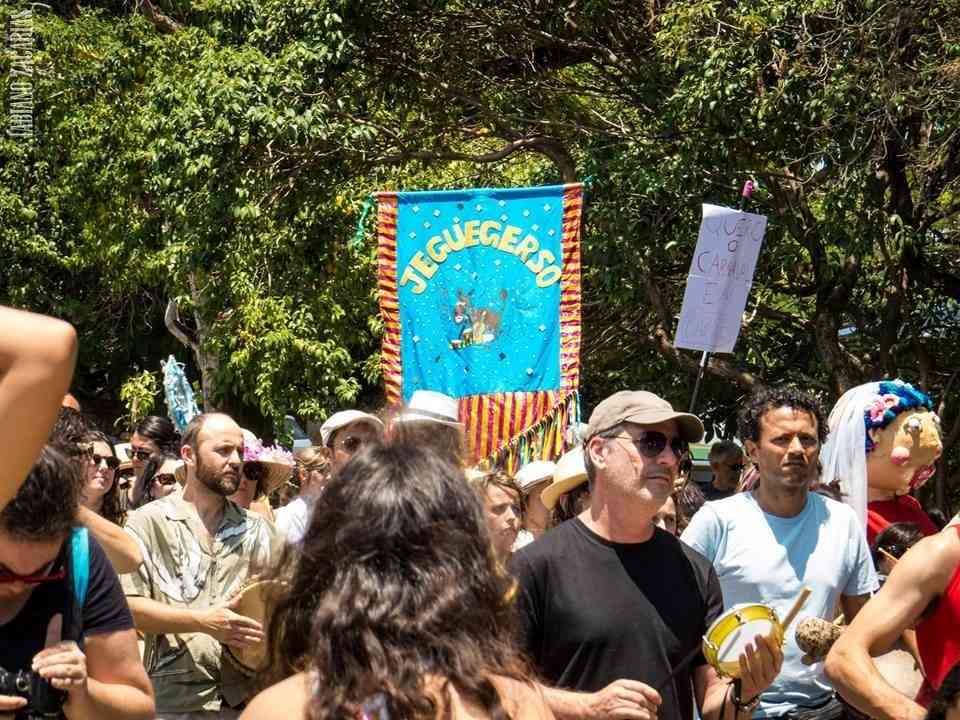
376, 183, 584, 466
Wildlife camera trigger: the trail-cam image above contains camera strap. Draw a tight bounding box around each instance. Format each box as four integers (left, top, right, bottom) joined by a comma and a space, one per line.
69, 528, 89, 608
63, 527, 90, 645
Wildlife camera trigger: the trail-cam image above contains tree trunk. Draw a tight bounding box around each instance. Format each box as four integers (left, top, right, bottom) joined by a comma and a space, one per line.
164, 274, 221, 413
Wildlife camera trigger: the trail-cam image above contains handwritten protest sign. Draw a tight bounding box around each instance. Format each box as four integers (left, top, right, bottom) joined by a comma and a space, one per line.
674, 204, 767, 353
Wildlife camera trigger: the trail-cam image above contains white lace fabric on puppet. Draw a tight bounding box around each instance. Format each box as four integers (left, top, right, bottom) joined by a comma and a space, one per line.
820, 383, 878, 530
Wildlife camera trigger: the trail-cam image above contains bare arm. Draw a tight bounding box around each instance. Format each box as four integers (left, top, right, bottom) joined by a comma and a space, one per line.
241, 673, 310, 720
825, 533, 959, 720
75, 507, 142, 574
126, 595, 263, 647
0, 306, 77, 510
536, 680, 660, 720
63, 629, 154, 720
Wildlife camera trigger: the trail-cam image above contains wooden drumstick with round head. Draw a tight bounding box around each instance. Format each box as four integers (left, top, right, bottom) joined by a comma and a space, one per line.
781, 587, 812, 633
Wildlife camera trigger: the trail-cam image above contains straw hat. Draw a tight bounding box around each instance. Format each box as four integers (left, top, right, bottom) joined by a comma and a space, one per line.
114, 442, 133, 473
541, 447, 588, 510
395, 390, 463, 429
515, 460, 556, 496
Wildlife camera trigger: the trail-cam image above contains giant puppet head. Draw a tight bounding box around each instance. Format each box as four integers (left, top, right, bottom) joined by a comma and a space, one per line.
820, 380, 942, 527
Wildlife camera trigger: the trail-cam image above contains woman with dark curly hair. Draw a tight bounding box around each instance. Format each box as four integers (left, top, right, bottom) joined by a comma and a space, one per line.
241, 437, 552, 720
78, 430, 126, 527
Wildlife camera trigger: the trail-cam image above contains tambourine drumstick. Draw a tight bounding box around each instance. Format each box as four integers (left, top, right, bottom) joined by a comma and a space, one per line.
655, 644, 706, 693
780, 587, 812, 632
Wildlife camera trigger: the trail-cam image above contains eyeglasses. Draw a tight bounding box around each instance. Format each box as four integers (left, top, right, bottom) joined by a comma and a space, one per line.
153, 473, 178, 486
0, 552, 66, 585
611, 431, 688, 460
90, 454, 120, 471
728, 463, 745, 474
128, 448, 152, 462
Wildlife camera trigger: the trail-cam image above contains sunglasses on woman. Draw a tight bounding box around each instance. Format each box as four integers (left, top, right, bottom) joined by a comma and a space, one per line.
90, 453, 120, 471
153, 473, 178, 486
611, 430, 688, 459
128, 447, 152, 462
242, 461, 267, 484
0, 550, 66, 585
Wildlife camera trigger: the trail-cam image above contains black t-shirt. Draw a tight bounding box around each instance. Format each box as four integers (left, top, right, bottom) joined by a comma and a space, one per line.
511, 519, 723, 720
0, 532, 133, 676
699, 481, 736, 502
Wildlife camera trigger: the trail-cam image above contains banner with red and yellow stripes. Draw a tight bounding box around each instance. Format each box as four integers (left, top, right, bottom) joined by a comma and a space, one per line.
376, 183, 584, 467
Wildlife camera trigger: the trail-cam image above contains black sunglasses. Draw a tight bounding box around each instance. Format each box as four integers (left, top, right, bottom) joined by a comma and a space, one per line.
242, 461, 267, 483
90, 453, 120, 470
128, 448, 152, 461
611, 430, 688, 460
154, 473, 178, 486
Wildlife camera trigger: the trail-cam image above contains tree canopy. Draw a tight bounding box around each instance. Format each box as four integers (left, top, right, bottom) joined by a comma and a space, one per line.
2, 0, 960, 502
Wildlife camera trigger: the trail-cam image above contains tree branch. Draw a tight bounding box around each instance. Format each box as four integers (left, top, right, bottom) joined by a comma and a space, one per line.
164, 300, 198, 353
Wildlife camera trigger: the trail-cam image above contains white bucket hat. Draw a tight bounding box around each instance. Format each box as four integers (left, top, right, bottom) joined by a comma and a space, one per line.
320, 410, 384, 447
541, 447, 588, 510
395, 390, 463, 429
515, 460, 556, 495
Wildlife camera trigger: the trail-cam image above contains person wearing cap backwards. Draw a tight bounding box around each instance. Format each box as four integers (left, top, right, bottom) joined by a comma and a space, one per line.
512, 390, 783, 720
319, 410, 384, 475
682, 386, 877, 719
513, 460, 555, 550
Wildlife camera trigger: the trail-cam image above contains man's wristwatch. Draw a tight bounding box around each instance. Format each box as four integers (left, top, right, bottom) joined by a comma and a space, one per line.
732, 687, 761, 715
732, 693, 760, 714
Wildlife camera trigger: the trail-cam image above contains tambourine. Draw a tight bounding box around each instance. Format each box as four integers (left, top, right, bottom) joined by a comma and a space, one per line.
222, 579, 287, 676
702, 603, 784, 678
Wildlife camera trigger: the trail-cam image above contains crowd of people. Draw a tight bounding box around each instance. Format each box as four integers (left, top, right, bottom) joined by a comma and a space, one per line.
0, 305, 959, 720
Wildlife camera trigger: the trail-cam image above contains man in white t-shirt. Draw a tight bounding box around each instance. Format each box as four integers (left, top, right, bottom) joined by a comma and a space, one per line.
682, 386, 878, 719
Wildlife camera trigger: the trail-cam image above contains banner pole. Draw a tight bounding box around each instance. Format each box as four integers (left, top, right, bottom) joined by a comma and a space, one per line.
689, 350, 709, 413
687, 180, 755, 415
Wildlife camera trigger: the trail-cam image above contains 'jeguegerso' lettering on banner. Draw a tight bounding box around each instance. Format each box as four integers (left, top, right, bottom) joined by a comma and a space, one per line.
399, 220, 562, 294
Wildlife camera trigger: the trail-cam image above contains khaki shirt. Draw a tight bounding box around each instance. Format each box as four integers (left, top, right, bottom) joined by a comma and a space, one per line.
122, 489, 280, 713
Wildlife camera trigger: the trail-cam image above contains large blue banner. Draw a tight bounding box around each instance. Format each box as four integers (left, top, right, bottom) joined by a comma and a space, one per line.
393, 185, 567, 401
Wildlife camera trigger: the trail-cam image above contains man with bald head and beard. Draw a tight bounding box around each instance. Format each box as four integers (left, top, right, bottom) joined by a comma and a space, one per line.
122, 413, 281, 720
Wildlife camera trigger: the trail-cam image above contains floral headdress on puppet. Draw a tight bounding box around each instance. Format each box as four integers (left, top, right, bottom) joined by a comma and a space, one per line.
820, 379, 939, 530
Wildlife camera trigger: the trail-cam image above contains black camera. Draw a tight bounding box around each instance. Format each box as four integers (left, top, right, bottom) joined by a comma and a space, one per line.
0, 667, 65, 718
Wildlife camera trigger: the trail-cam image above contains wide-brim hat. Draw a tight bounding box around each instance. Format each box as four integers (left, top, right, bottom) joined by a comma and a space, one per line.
241, 430, 295, 496
586, 390, 704, 443
157, 457, 185, 482
114, 442, 134, 473
515, 460, 556, 495
395, 390, 464, 429
320, 410, 384, 447
541, 447, 588, 510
